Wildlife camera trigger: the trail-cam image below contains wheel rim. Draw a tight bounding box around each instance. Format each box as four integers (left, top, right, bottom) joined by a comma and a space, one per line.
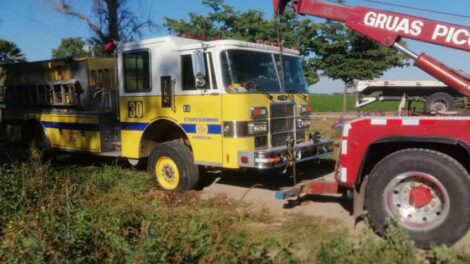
383, 171, 450, 231
431, 100, 448, 112
155, 156, 180, 190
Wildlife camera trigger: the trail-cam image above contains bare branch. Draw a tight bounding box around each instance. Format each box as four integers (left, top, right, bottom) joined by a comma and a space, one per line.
55, 0, 107, 42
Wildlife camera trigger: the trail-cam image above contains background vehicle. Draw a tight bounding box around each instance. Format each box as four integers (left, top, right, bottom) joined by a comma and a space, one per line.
1, 36, 333, 191
274, 0, 470, 247
356, 80, 465, 112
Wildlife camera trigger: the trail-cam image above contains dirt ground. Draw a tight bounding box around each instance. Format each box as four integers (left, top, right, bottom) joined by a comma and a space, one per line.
200, 159, 470, 251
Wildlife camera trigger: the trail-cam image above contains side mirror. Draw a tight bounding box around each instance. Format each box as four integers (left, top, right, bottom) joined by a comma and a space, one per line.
191, 50, 207, 88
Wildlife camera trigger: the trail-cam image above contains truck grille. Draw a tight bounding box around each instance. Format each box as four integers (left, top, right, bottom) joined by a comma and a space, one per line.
270, 103, 296, 147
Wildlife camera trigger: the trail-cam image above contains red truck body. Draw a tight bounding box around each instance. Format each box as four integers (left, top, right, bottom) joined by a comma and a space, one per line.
274, 0, 470, 248
338, 116, 470, 188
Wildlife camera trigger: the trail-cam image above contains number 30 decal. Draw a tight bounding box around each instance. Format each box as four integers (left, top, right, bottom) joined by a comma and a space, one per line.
128, 101, 144, 118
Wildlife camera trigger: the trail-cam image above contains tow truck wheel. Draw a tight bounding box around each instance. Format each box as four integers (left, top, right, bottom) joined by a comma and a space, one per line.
365, 149, 470, 248
148, 141, 199, 191
425, 92, 455, 113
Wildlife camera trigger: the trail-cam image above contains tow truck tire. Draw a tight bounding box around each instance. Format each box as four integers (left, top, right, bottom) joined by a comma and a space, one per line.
148, 141, 199, 191
365, 149, 470, 248
425, 92, 455, 113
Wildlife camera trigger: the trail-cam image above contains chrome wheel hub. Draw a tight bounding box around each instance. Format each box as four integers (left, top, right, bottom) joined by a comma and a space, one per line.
384, 172, 450, 231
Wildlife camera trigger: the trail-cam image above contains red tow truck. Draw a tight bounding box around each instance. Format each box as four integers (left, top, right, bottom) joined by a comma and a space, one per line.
274, 0, 470, 248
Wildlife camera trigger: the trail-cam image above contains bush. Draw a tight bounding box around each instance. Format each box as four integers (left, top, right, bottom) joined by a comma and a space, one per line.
316, 220, 470, 264
0, 161, 304, 263
0, 159, 469, 263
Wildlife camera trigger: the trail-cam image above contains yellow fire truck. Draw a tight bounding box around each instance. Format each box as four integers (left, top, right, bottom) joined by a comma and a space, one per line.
1, 36, 333, 190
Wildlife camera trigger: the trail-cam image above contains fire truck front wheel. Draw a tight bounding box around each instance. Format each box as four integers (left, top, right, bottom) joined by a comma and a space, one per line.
365, 149, 470, 248
148, 141, 199, 191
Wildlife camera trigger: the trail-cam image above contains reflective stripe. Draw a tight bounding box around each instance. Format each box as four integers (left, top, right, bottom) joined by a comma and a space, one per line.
255, 157, 281, 163
181, 124, 196, 133
121, 122, 148, 131
370, 118, 387, 125
341, 140, 348, 155
207, 124, 222, 134
342, 123, 352, 137
402, 118, 420, 126
340, 167, 347, 183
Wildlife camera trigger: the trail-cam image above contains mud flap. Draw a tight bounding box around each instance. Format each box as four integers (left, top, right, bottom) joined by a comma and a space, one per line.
353, 175, 368, 225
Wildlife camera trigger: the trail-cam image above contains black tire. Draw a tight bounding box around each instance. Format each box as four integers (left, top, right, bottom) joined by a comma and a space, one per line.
425, 92, 455, 113
21, 122, 53, 162
147, 141, 199, 191
365, 149, 470, 248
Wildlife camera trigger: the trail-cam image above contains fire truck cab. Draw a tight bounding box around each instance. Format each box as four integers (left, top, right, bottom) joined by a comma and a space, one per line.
1, 36, 333, 190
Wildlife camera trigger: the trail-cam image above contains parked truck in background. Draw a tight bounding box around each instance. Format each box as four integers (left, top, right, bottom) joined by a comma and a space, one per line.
274, 0, 470, 248
356, 80, 465, 112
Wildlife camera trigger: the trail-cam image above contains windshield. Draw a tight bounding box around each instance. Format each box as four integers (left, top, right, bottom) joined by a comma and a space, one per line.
275, 55, 308, 93
221, 49, 308, 93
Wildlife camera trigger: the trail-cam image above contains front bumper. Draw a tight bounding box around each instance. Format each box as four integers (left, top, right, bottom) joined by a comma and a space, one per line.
238, 139, 334, 169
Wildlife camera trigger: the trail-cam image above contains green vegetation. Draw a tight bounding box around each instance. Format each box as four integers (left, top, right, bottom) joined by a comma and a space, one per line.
0, 151, 468, 262
0, 156, 339, 263
310, 94, 423, 113
0, 39, 25, 63
317, 221, 470, 264
52, 37, 88, 59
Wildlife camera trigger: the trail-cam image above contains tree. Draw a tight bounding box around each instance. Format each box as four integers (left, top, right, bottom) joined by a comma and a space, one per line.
165, 0, 320, 84
52, 37, 88, 59
309, 21, 408, 113
0, 39, 25, 63
165, 0, 408, 104
54, 0, 155, 47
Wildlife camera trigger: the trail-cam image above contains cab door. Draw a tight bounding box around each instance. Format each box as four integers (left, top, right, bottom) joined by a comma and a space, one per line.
177, 51, 223, 166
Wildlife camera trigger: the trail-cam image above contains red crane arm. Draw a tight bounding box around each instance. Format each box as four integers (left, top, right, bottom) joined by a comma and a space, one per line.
280, 0, 470, 52
274, 0, 470, 98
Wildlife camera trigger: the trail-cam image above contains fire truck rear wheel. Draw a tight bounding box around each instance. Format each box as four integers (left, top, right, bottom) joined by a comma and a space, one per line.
148, 141, 199, 191
365, 148, 470, 248
425, 92, 454, 113
22, 124, 53, 162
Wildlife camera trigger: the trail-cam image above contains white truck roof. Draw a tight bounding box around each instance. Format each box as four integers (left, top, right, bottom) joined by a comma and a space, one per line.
119, 36, 300, 55
356, 80, 447, 92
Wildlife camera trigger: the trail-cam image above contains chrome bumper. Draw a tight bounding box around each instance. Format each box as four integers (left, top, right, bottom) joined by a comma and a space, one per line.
238, 139, 334, 169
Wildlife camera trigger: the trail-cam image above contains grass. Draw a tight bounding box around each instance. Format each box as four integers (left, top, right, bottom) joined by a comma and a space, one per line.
0, 149, 469, 263
0, 153, 342, 263
310, 94, 424, 113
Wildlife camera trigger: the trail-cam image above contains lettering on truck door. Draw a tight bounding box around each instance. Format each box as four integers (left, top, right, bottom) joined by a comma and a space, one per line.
179, 52, 222, 165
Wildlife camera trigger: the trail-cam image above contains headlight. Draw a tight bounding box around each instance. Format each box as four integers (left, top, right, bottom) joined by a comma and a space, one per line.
248, 121, 268, 134
297, 118, 312, 128
298, 104, 312, 115
250, 106, 268, 119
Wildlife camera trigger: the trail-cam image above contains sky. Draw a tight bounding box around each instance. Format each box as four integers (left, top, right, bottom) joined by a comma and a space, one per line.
1, 0, 470, 93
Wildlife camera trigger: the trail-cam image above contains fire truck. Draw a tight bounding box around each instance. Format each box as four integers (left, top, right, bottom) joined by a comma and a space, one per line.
0, 36, 333, 191
274, 0, 470, 247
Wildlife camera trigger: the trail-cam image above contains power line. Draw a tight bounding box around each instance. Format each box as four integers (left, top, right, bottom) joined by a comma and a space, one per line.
360, 0, 470, 20
1, 2, 69, 32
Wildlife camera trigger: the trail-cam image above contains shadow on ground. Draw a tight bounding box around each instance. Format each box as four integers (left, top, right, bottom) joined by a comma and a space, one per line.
205, 159, 336, 191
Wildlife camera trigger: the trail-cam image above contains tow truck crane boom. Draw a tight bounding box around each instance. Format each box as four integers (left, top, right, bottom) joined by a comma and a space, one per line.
274, 0, 470, 98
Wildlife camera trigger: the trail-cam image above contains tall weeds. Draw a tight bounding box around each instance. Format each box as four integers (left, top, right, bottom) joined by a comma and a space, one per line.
0, 158, 468, 263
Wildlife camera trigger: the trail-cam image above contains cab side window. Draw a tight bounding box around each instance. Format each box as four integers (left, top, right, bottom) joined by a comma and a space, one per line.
123, 51, 151, 93
181, 54, 215, 91
181, 55, 196, 91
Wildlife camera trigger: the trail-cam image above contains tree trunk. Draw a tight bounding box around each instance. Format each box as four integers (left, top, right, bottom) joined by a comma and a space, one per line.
106, 0, 120, 41
343, 82, 348, 114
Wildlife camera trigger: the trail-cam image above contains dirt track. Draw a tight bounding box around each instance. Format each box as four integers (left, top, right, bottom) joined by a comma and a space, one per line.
201, 160, 470, 250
